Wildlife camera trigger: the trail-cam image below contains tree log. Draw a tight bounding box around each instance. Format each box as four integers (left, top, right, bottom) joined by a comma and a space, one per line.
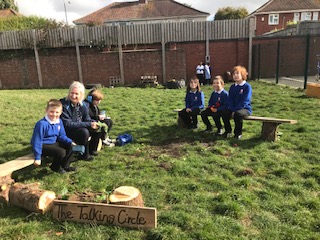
0, 175, 15, 204
9, 182, 56, 214
109, 186, 144, 207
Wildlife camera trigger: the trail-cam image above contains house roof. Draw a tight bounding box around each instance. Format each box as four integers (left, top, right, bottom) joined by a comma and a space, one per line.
73, 0, 210, 25
252, 0, 320, 14
0, 9, 22, 18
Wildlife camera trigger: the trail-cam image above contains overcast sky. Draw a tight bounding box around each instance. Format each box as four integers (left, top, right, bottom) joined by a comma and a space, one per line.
15, 0, 269, 25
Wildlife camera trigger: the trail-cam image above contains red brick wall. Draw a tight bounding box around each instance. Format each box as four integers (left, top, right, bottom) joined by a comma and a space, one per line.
0, 39, 247, 89
3, 36, 318, 89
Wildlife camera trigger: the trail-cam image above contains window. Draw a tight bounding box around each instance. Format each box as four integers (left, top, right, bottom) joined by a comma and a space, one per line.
268, 14, 279, 25
313, 12, 319, 20
301, 12, 312, 21
294, 13, 300, 22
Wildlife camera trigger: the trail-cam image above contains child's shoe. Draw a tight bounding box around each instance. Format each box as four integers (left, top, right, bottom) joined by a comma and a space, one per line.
34, 160, 41, 166
215, 129, 223, 136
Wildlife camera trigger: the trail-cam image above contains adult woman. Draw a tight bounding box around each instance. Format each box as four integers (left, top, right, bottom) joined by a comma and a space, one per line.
60, 81, 100, 161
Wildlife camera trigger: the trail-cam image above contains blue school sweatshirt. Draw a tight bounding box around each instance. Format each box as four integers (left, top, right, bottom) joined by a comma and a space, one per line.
228, 81, 252, 114
31, 116, 72, 160
208, 89, 229, 111
185, 90, 205, 111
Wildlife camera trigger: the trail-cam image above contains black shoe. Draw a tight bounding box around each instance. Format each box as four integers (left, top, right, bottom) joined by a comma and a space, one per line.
203, 128, 212, 133
64, 166, 76, 172
85, 155, 94, 161
234, 135, 242, 140
222, 132, 232, 138
89, 151, 99, 156
215, 129, 223, 136
50, 166, 66, 174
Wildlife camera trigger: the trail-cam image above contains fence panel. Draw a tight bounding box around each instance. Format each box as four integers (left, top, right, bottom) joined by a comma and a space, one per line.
0, 19, 251, 50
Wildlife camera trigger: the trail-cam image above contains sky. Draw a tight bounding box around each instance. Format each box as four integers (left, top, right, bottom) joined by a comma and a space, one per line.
15, 0, 269, 25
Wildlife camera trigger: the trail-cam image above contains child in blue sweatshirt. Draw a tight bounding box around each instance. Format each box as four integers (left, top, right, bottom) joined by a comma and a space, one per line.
227, 65, 252, 139
178, 77, 204, 129
31, 99, 76, 174
201, 75, 231, 135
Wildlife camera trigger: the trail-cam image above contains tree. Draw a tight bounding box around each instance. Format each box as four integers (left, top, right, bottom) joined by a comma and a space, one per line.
0, 0, 19, 11
214, 7, 248, 20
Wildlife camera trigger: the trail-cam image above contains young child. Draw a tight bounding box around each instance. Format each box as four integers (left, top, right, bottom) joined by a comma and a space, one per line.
31, 99, 76, 174
227, 65, 252, 139
201, 75, 231, 135
84, 89, 114, 146
178, 77, 204, 129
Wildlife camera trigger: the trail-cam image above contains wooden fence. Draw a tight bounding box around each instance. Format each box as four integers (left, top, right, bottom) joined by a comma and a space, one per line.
0, 19, 250, 50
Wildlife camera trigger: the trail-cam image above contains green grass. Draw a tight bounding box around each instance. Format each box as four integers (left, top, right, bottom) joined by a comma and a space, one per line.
0, 81, 320, 239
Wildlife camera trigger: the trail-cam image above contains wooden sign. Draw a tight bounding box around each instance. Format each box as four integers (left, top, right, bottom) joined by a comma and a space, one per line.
52, 200, 157, 229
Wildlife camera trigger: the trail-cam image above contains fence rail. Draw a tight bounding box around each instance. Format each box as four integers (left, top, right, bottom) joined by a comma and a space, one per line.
0, 19, 250, 50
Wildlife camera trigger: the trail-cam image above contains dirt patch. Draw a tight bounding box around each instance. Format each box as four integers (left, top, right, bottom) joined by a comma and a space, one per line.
57, 192, 108, 203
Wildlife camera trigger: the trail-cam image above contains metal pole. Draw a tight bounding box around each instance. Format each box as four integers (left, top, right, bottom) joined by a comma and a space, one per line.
304, 34, 310, 89
117, 25, 124, 84
63, 0, 68, 25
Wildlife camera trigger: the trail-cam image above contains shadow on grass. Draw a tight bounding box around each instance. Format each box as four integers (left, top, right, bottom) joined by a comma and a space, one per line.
0, 147, 31, 163
131, 123, 265, 149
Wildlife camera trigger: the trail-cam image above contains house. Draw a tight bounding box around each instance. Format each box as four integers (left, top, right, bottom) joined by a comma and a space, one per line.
73, 0, 209, 26
0, 9, 22, 18
250, 0, 320, 35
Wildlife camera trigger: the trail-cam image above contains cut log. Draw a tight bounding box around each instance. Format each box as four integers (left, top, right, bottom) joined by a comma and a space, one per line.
109, 186, 144, 207
9, 182, 56, 214
0, 175, 15, 204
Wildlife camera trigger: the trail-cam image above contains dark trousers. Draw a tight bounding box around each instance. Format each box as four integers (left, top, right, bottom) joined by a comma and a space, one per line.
228, 109, 250, 136
67, 127, 102, 158
101, 118, 113, 140
197, 74, 205, 85
42, 142, 73, 170
178, 108, 201, 128
201, 108, 231, 132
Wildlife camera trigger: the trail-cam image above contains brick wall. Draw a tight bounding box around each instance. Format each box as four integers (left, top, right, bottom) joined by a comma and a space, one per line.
1, 35, 317, 89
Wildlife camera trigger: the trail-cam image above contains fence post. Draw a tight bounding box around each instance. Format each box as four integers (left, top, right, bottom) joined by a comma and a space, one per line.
161, 23, 167, 83
205, 21, 210, 63
258, 44, 261, 80
74, 28, 83, 83
276, 40, 280, 84
304, 34, 310, 89
32, 29, 43, 88
117, 25, 125, 84
248, 17, 255, 79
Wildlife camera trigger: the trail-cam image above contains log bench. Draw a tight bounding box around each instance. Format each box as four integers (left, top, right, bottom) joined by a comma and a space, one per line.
244, 116, 297, 142
0, 154, 34, 204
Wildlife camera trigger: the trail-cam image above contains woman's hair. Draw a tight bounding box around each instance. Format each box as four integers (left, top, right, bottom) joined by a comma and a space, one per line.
213, 75, 224, 85
232, 65, 248, 80
46, 99, 62, 110
186, 76, 201, 93
87, 89, 104, 101
68, 81, 85, 102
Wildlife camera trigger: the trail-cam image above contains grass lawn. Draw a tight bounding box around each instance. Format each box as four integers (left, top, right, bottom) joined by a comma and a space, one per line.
0, 81, 319, 240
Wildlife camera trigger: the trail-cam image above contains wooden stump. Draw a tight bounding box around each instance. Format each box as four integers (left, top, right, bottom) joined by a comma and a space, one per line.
261, 122, 280, 141
109, 186, 144, 207
9, 183, 56, 214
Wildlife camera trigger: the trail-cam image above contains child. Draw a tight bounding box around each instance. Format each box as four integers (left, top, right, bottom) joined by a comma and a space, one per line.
178, 77, 204, 129
84, 89, 114, 146
227, 65, 252, 139
201, 75, 231, 135
31, 99, 76, 174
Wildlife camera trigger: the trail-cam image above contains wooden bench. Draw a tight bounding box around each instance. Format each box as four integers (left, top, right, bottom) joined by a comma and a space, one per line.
244, 116, 297, 141
173, 109, 297, 141
0, 154, 34, 203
